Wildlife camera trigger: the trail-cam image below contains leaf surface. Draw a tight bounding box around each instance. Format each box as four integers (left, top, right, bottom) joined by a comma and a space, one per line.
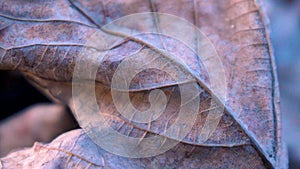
0, 0, 287, 168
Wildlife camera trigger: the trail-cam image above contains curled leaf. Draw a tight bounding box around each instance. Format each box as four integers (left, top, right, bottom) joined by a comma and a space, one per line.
0, 0, 287, 168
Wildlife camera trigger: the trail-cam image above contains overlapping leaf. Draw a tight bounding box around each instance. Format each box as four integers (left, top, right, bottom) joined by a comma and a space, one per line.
0, 0, 287, 168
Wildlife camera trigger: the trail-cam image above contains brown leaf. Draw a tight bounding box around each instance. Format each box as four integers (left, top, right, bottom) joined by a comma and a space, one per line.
0, 0, 287, 168
0, 104, 77, 157
0, 129, 266, 169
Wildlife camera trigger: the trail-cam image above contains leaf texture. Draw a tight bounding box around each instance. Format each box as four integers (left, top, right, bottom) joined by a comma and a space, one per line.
0, 129, 266, 169
0, 0, 287, 168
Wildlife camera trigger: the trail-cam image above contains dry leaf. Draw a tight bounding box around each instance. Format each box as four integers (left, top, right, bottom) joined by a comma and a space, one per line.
0, 104, 77, 157
0, 129, 269, 169
0, 0, 287, 168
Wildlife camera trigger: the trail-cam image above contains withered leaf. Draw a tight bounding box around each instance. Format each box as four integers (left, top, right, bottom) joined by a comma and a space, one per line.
0, 103, 77, 157
0, 0, 287, 168
0, 129, 267, 169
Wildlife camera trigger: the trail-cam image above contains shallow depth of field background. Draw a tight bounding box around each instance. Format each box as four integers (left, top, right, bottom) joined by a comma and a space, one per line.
0, 0, 299, 168
267, 0, 300, 168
